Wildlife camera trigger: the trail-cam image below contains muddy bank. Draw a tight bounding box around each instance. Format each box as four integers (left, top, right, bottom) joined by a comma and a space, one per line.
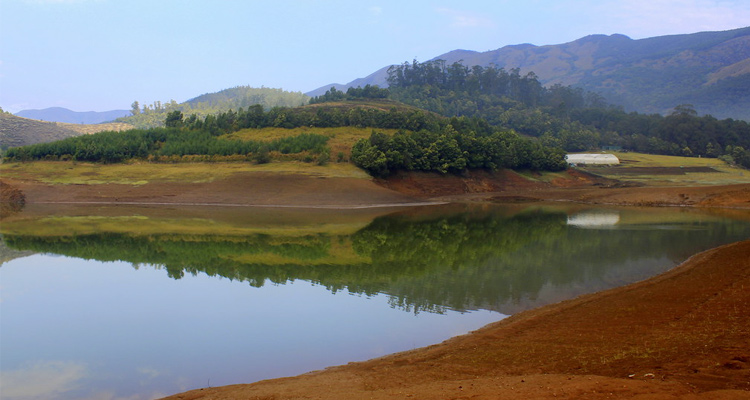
4, 168, 750, 209
380, 169, 750, 209
164, 240, 750, 400
0, 172, 427, 209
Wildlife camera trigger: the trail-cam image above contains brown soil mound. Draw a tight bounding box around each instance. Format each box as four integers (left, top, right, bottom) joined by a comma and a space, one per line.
0, 180, 26, 218
163, 241, 750, 400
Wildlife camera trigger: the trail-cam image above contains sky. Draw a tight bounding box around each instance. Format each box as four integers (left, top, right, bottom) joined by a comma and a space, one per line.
1, 0, 749, 113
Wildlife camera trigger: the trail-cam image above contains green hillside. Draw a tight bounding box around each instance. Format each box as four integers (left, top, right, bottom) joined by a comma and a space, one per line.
118, 86, 309, 129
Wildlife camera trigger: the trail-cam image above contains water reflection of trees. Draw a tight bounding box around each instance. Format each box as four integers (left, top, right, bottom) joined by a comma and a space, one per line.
5, 209, 750, 314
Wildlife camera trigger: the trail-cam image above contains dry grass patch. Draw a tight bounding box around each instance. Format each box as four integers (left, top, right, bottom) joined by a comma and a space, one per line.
579, 152, 750, 186
57, 122, 134, 134
224, 126, 401, 160
613, 152, 730, 168
0, 160, 370, 185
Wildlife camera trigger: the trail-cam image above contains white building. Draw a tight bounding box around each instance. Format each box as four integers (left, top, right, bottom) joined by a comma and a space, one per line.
565, 153, 620, 166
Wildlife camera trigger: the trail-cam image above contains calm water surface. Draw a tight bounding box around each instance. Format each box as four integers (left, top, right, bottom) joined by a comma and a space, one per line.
1, 203, 749, 399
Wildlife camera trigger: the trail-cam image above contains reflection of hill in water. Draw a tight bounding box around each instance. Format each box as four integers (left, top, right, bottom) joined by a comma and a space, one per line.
0, 235, 35, 267
4, 206, 750, 314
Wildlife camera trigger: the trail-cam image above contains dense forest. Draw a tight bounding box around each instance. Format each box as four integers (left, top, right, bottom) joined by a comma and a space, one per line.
350, 125, 566, 176
379, 60, 750, 167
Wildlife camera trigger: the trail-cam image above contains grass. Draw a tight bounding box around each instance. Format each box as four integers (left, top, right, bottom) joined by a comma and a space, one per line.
613, 152, 731, 167
57, 122, 134, 134
0, 159, 370, 185
4, 149, 749, 188
224, 126, 400, 160
578, 152, 750, 186
0, 125, 385, 185
516, 170, 571, 183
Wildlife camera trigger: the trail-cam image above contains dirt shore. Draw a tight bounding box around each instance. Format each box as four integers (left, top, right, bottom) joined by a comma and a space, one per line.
3, 168, 750, 209
3, 169, 750, 399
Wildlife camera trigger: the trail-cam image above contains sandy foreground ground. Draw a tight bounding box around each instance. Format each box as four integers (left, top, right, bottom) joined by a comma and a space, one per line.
2, 170, 750, 399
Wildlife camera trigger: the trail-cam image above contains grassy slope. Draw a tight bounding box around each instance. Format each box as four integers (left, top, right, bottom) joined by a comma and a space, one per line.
578, 152, 750, 186
0, 160, 370, 186
58, 121, 134, 134
0, 122, 391, 185
224, 126, 401, 160
0, 113, 80, 148
0, 113, 136, 149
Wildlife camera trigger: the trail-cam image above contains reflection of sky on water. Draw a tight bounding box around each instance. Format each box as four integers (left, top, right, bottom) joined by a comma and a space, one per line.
0, 254, 501, 400
1, 361, 87, 400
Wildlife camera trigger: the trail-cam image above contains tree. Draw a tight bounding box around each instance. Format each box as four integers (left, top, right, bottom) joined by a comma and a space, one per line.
670, 104, 698, 117
165, 110, 184, 128
351, 139, 389, 177
131, 101, 140, 115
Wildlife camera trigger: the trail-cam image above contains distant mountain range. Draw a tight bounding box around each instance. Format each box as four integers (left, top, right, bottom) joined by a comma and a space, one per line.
15, 107, 131, 124
308, 27, 750, 120
12, 27, 750, 126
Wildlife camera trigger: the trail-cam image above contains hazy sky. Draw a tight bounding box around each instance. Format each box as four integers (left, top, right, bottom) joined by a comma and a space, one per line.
1, 0, 749, 113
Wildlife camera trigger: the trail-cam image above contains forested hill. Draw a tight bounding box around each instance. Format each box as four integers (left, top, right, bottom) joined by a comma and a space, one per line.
117, 86, 309, 129
308, 27, 750, 120
184, 86, 308, 110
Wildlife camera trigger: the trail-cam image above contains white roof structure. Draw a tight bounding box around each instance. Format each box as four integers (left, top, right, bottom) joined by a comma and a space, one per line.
565, 153, 620, 165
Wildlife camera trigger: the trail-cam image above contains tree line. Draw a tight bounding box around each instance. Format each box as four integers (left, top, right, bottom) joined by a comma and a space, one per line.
351, 123, 566, 177
309, 85, 390, 104
3, 127, 329, 164
169, 103, 442, 133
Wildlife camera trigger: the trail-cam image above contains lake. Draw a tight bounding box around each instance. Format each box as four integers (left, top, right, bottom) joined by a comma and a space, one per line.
2, 203, 749, 399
